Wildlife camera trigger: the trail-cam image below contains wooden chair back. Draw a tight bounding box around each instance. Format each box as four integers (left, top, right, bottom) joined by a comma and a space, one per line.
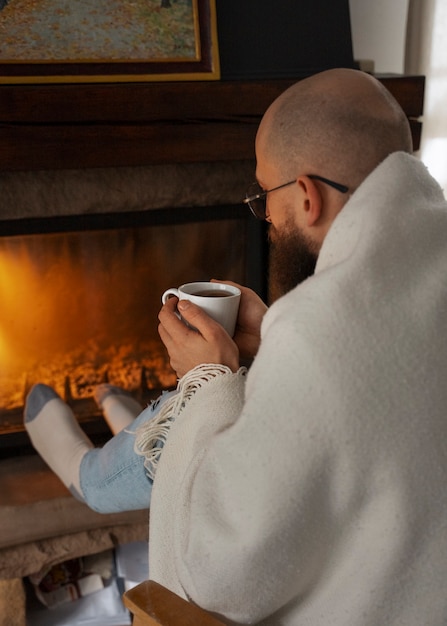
123, 580, 226, 626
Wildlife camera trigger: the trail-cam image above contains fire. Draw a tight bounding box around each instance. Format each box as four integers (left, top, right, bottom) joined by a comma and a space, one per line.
0, 217, 243, 412
0, 327, 8, 366
1, 245, 33, 372
0, 231, 176, 411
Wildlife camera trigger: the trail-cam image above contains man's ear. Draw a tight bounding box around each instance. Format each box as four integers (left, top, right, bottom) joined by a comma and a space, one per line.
297, 175, 323, 227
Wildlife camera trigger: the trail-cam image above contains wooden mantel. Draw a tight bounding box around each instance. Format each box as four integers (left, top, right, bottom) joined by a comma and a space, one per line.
0, 76, 424, 172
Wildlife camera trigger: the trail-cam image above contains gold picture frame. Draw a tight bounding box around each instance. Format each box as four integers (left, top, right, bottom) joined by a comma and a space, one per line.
0, 0, 219, 84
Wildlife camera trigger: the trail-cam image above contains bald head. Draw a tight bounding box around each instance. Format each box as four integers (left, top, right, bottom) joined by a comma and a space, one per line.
257, 69, 413, 191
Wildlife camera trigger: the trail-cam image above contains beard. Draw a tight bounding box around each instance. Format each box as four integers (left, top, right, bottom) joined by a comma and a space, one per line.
268, 222, 318, 303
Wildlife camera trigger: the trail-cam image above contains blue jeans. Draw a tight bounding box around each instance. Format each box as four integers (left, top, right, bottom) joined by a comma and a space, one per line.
79, 390, 176, 514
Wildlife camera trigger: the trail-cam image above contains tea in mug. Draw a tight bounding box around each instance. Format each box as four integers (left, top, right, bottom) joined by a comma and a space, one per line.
193, 289, 231, 298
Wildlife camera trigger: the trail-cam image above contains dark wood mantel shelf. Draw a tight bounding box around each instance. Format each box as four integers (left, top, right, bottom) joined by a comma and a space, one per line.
0, 75, 424, 172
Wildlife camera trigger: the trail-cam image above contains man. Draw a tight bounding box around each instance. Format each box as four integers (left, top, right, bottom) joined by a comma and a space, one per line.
145, 68, 447, 624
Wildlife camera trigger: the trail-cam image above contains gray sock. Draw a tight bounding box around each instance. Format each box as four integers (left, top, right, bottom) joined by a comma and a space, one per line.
24, 384, 93, 498
24, 383, 59, 422
94, 384, 143, 434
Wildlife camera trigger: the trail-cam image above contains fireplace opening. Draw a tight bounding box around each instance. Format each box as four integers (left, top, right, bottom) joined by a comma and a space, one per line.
0, 206, 266, 457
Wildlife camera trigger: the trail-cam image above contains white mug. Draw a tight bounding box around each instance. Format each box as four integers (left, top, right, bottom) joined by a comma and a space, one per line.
161, 281, 241, 336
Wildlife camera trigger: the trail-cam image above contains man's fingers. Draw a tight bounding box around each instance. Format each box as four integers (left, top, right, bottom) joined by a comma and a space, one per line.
177, 299, 202, 327
178, 300, 226, 340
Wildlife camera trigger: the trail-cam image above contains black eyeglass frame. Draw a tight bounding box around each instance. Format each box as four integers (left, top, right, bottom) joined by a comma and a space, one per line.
243, 175, 349, 220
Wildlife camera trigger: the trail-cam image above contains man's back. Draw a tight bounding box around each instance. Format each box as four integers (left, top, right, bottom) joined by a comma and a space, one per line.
150, 152, 447, 624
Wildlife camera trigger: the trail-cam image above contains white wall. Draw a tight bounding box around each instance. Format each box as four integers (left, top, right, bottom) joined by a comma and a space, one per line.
348, 0, 410, 73
406, 0, 447, 192
349, 0, 447, 194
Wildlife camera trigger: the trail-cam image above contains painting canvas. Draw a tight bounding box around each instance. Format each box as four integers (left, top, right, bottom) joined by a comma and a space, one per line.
0, 0, 219, 83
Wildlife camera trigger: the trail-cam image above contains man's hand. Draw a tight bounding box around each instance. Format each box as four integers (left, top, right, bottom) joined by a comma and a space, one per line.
158, 296, 240, 378
212, 280, 268, 360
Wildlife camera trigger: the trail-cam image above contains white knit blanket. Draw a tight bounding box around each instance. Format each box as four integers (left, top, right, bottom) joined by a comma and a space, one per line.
147, 153, 447, 625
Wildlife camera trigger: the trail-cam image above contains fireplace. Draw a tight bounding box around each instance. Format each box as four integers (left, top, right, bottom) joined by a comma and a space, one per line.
0, 77, 424, 459
0, 160, 266, 458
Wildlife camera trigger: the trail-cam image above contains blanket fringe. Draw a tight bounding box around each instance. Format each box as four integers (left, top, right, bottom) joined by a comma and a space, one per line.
134, 364, 246, 480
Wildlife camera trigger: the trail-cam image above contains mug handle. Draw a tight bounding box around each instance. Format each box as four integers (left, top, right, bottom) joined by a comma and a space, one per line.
161, 288, 180, 305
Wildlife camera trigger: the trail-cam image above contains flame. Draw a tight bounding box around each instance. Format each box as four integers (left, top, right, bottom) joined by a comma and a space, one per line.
0, 219, 243, 411
0, 244, 34, 369
0, 327, 8, 365
0, 230, 171, 409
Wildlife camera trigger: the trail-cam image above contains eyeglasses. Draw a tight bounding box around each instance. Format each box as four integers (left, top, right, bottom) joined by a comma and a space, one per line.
243, 175, 349, 220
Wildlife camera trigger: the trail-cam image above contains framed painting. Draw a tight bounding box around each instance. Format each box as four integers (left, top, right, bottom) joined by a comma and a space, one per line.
0, 0, 219, 83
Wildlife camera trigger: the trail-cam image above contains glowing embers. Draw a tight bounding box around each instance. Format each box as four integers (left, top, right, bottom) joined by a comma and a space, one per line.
0, 228, 176, 411
0, 218, 245, 413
